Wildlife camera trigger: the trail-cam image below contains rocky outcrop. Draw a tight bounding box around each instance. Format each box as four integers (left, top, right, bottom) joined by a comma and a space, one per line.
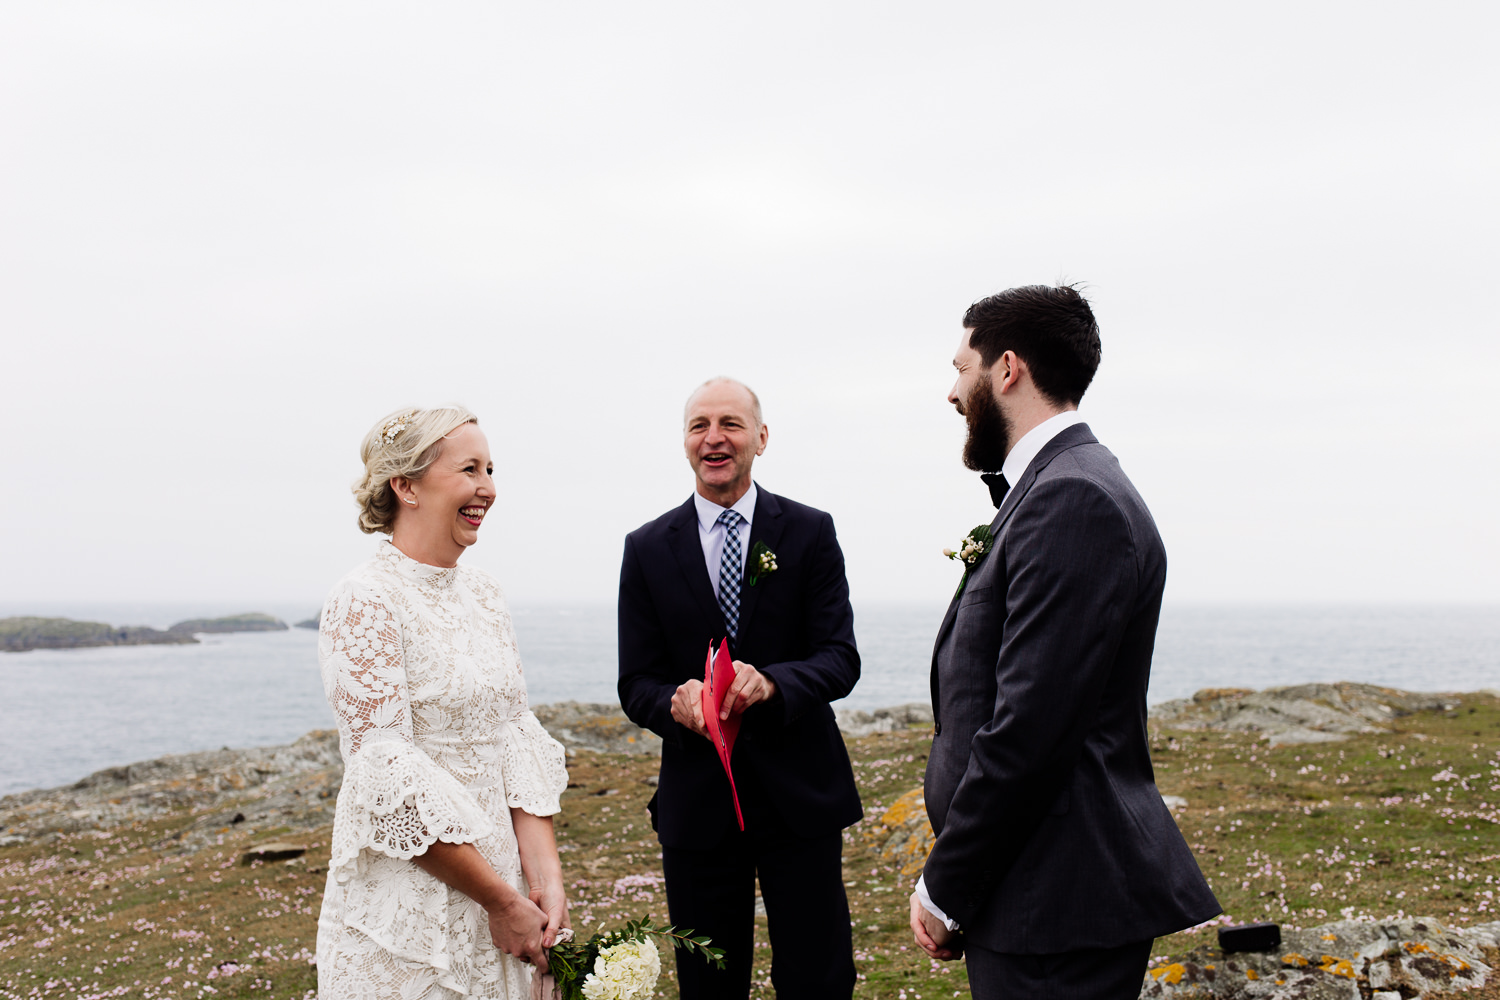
0, 616, 199, 652
0, 699, 944, 847
168, 613, 288, 634
835, 702, 934, 737
294, 617, 319, 629
0, 705, 662, 847
1140, 917, 1500, 998
532, 702, 663, 755
533, 700, 937, 753
1148, 683, 1460, 746
0, 730, 342, 851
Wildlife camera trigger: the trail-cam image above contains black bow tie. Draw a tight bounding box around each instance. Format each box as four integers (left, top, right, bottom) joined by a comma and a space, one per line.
981, 473, 1010, 509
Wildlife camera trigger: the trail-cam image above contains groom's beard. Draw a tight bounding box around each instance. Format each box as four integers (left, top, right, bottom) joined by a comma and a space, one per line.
961, 374, 1012, 473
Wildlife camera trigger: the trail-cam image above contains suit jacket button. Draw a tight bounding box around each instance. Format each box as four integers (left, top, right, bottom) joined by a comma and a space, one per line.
933, 721, 942, 736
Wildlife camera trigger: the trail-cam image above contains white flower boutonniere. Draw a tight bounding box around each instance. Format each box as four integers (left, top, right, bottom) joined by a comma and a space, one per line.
944, 524, 993, 598
746, 541, 778, 586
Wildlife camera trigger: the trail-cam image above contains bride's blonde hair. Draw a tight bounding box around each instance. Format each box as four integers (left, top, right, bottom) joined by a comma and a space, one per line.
353, 404, 479, 534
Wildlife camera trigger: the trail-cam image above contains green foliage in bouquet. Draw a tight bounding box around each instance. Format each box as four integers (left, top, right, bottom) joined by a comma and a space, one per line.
545, 916, 725, 1000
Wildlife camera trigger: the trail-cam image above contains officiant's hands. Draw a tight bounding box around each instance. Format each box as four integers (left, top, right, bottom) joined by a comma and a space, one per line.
673, 663, 778, 739
718, 661, 776, 719
910, 893, 961, 961
671, 679, 711, 738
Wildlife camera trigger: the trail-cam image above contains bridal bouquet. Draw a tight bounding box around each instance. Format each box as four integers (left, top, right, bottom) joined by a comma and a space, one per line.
535, 917, 724, 1000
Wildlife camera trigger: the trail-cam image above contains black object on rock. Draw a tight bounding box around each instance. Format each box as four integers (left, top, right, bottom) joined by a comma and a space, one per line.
1218, 922, 1281, 953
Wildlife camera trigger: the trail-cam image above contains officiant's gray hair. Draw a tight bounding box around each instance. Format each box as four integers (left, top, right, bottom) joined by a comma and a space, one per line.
684, 377, 763, 429
353, 404, 479, 534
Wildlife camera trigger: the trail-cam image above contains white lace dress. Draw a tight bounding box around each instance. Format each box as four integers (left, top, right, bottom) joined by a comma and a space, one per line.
315, 542, 569, 999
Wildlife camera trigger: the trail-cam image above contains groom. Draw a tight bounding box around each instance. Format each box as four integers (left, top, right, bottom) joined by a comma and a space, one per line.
911, 286, 1220, 999
618, 377, 862, 999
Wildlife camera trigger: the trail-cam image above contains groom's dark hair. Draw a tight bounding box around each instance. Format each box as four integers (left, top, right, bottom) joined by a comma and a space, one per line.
963, 284, 1101, 406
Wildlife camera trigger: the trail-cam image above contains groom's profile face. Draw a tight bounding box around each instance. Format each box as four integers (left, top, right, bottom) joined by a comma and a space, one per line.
951, 330, 1012, 473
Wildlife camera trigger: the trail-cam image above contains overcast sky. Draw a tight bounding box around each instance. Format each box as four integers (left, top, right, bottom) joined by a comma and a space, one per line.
2, 1, 1496, 611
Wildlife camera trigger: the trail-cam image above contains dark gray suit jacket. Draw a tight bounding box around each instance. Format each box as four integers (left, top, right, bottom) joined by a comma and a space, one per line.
923, 423, 1219, 953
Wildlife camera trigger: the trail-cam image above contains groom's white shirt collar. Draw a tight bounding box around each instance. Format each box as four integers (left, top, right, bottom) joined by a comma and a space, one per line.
1000, 409, 1086, 489
915, 411, 1087, 933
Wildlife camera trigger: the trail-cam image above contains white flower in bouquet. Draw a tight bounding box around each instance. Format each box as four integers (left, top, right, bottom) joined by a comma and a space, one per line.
580, 938, 661, 1000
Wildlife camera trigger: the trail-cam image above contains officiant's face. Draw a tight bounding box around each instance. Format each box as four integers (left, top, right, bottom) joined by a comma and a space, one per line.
684, 381, 767, 503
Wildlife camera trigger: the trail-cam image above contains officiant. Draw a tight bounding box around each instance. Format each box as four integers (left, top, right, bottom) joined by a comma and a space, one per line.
617, 377, 863, 1000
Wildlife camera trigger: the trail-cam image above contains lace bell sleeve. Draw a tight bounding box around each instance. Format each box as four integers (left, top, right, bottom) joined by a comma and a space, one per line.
320, 585, 495, 883
499, 700, 569, 817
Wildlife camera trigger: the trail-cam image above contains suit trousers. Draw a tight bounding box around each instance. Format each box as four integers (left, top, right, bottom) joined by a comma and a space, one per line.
962, 937, 1153, 1000
661, 829, 854, 1000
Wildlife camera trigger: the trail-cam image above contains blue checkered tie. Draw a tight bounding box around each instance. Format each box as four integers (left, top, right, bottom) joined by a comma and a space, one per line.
715, 509, 745, 642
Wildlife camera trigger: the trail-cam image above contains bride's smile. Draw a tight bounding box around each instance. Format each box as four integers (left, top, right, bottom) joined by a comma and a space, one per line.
390, 421, 497, 567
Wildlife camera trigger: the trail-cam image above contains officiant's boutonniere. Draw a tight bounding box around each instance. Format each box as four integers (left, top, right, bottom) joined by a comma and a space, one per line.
944, 525, 993, 597
746, 541, 779, 586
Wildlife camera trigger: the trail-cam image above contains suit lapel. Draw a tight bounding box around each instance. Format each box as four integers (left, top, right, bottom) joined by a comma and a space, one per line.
928, 423, 1099, 662
666, 497, 725, 634
733, 486, 784, 644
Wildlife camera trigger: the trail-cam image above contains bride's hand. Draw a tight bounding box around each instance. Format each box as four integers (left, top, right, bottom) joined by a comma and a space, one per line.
529, 880, 572, 948
488, 890, 549, 970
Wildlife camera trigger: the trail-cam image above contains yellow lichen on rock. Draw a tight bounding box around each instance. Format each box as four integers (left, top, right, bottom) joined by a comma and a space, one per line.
880, 789, 925, 827
1149, 963, 1187, 984
869, 788, 937, 876
1317, 956, 1355, 978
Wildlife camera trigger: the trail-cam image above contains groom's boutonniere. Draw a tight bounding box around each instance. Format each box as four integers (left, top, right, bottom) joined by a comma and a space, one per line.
944, 525, 993, 598
746, 541, 779, 586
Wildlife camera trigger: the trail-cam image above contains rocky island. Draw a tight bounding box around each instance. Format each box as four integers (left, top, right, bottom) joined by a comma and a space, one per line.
167, 612, 288, 634
2, 611, 295, 651
0, 616, 198, 653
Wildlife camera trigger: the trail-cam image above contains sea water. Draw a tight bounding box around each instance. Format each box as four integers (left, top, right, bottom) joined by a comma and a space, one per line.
0, 603, 1494, 796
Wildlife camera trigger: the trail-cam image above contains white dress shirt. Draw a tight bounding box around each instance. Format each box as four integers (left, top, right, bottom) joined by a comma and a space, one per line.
915, 408, 1085, 932
693, 483, 758, 598
999, 409, 1085, 493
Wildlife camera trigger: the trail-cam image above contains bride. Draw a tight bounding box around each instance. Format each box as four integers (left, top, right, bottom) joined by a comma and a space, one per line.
316, 404, 570, 999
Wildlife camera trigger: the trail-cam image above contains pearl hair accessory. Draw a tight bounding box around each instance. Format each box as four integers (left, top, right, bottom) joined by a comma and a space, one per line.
382, 409, 418, 445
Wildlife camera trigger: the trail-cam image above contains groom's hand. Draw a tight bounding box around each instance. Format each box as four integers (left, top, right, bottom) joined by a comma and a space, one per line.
719, 662, 777, 719
909, 893, 960, 961
670, 679, 711, 739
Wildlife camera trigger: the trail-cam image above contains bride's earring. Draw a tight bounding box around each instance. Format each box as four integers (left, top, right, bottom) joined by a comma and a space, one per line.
404, 498, 416, 505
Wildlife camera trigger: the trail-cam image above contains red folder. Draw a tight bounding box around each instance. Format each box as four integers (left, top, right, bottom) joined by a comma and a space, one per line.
701, 639, 745, 830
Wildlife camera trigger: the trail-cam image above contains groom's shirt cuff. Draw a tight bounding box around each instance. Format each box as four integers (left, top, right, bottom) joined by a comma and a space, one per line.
914, 876, 961, 932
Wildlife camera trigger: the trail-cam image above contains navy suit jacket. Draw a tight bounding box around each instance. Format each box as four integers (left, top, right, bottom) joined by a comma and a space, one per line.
923, 424, 1220, 953
617, 486, 864, 848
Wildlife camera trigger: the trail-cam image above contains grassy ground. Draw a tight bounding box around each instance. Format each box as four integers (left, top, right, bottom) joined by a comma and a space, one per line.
2, 694, 1496, 999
